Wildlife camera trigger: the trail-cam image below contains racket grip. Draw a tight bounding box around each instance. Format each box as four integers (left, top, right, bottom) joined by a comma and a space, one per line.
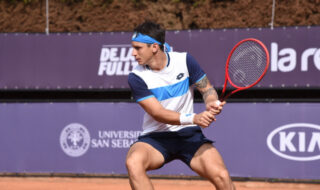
215, 100, 221, 106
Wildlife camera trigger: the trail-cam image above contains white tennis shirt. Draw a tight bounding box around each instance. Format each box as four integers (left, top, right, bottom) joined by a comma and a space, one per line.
128, 52, 206, 135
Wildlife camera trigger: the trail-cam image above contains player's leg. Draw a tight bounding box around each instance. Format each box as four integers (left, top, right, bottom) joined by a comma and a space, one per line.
190, 143, 236, 190
126, 142, 165, 190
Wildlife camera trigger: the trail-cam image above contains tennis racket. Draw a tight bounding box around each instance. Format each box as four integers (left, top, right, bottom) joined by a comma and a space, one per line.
216, 38, 269, 105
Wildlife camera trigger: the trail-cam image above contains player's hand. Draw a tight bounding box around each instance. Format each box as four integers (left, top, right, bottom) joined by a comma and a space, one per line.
193, 111, 216, 128
206, 100, 226, 115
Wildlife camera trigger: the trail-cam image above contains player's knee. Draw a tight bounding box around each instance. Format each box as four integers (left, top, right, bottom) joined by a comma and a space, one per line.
126, 154, 145, 174
125, 156, 136, 172
219, 169, 230, 180
214, 168, 231, 186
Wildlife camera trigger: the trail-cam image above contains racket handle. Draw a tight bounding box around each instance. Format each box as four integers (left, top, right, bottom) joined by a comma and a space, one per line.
215, 100, 221, 106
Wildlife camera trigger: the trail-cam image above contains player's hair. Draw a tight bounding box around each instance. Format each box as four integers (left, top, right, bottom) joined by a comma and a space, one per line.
134, 21, 165, 51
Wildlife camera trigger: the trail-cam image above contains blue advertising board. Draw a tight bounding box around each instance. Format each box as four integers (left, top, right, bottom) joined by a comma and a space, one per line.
0, 102, 319, 180
0, 26, 320, 90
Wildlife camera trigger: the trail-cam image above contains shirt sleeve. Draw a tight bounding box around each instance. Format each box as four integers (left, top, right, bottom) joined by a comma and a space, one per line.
128, 73, 154, 102
186, 53, 206, 85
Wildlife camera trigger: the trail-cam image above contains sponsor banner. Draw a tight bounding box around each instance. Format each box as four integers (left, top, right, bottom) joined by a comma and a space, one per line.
0, 26, 320, 90
0, 102, 319, 179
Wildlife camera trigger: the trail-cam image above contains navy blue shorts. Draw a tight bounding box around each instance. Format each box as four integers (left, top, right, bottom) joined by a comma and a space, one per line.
136, 126, 213, 167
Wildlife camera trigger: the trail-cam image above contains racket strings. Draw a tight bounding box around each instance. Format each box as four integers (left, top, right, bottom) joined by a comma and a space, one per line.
228, 41, 267, 87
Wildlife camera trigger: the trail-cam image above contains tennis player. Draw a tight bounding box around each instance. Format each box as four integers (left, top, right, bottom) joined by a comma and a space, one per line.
126, 21, 235, 190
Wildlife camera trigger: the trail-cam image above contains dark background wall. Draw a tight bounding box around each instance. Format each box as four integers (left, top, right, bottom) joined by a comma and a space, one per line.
0, 0, 319, 33
0, 0, 319, 102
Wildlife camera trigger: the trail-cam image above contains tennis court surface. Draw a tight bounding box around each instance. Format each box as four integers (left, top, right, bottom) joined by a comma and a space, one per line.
1, 177, 319, 190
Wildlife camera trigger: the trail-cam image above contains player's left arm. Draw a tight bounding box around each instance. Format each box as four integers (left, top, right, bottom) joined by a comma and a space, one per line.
187, 53, 225, 115
194, 76, 225, 115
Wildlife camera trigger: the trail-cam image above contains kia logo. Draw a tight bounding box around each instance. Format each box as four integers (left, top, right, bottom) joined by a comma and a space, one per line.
267, 123, 320, 161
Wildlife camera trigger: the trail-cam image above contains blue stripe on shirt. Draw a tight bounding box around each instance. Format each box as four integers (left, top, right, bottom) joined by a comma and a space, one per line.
128, 73, 153, 102
137, 95, 155, 102
186, 53, 206, 85
196, 74, 206, 83
150, 77, 190, 101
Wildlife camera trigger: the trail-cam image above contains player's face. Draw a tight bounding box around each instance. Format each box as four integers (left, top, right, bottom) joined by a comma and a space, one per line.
131, 41, 153, 66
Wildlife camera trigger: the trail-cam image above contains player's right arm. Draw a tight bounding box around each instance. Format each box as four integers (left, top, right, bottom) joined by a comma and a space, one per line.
128, 73, 214, 128
138, 97, 214, 128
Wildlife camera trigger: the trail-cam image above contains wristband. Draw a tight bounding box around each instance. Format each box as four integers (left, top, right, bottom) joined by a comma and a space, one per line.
179, 113, 195, 125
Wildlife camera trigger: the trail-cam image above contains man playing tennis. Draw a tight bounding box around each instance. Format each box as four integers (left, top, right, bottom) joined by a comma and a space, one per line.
126, 21, 235, 190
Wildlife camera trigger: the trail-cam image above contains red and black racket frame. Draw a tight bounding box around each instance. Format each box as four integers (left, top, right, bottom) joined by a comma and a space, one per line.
219, 38, 270, 101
